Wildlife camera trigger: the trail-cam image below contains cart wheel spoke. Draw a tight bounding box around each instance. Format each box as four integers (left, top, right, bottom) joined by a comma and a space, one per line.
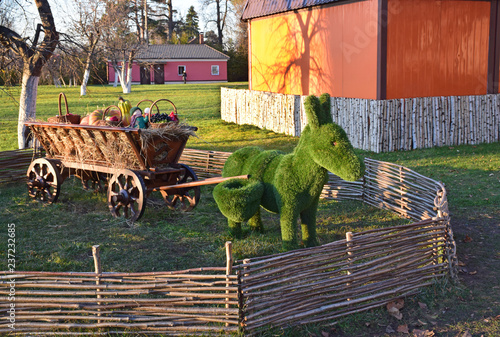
161, 164, 200, 212
163, 194, 180, 209
108, 169, 146, 222
26, 158, 62, 204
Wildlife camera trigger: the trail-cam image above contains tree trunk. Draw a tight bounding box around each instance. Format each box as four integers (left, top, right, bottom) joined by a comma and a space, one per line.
18, 73, 39, 149
0, 0, 59, 149
80, 35, 98, 96
216, 0, 223, 48
119, 61, 129, 93
118, 51, 134, 94
125, 64, 132, 93
81, 68, 90, 95
167, 0, 175, 42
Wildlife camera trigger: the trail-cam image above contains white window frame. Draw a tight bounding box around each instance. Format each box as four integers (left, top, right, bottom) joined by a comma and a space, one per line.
211, 65, 220, 76
178, 65, 186, 76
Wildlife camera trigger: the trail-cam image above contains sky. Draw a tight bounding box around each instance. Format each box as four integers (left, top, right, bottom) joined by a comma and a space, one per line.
4, 0, 208, 37
51, 0, 208, 35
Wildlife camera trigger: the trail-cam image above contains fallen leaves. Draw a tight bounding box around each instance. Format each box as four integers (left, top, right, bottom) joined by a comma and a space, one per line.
418, 302, 428, 310
387, 299, 405, 319
413, 329, 435, 337
397, 324, 409, 334
463, 234, 473, 243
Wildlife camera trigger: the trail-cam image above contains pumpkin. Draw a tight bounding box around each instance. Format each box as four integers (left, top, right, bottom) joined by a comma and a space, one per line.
80, 115, 90, 125
88, 109, 121, 125
88, 109, 104, 125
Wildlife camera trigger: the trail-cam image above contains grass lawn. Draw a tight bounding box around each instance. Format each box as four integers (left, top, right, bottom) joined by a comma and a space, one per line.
0, 83, 499, 336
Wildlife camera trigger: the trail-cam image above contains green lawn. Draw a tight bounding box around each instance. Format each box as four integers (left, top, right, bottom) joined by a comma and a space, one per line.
0, 83, 298, 153
0, 83, 499, 336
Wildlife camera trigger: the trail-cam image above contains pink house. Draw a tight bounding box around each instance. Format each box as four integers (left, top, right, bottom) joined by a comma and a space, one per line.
108, 44, 230, 84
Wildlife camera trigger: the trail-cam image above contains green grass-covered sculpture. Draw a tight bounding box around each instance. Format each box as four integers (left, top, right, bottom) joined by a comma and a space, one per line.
213, 94, 365, 250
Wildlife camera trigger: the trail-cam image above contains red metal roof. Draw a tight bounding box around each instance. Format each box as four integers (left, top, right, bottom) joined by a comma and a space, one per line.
136, 44, 229, 61
241, 0, 342, 20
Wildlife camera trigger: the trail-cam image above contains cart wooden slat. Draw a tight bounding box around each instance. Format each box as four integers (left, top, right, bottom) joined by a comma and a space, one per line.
24, 121, 239, 222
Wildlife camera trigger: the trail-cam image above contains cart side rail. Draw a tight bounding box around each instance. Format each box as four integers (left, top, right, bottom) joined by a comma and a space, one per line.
25, 122, 194, 171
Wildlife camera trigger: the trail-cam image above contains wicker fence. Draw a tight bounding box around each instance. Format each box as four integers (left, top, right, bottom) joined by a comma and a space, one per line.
0, 148, 44, 185
236, 219, 449, 334
0, 148, 456, 335
221, 87, 500, 152
0, 244, 239, 336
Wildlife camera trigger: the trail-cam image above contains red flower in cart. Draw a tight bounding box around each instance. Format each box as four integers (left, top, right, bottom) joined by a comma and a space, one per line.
169, 112, 178, 122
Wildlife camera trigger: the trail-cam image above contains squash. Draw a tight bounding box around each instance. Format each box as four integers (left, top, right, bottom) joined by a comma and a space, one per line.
88, 109, 103, 125
80, 115, 90, 125
118, 97, 131, 126
88, 109, 121, 125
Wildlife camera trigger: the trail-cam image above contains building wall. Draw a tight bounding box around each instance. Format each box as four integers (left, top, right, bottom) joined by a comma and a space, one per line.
386, 0, 491, 99
248, 0, 379, 99
108, 61, 228, 83
164, 61, 228, 82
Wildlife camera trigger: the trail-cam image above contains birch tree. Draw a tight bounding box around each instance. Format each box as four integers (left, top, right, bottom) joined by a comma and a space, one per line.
72, 0, 104, 96
0, 0, 59, 149
101, 0, 139, 94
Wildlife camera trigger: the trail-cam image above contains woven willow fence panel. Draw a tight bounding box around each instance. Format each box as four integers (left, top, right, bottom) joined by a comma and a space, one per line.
235, 219, 450, 334
0, 269, 239, 335
0, 149, 44, 185
221, 88, 500, 152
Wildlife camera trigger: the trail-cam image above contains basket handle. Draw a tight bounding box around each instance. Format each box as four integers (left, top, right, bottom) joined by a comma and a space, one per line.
148, 99, 177, 116
58, 92, 69, 116
136, 99, 160, 114
102, 105, 122, 120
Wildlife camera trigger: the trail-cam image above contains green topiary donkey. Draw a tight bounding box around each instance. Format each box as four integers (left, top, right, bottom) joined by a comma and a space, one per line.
213, 94, 365, 250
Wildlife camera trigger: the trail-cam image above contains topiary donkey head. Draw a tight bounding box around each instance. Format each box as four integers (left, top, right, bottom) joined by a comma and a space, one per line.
213, 93, 365, 250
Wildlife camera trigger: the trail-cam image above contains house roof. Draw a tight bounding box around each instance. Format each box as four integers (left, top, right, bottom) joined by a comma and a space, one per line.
241, 0, 342, 21
136, 44, 230, 61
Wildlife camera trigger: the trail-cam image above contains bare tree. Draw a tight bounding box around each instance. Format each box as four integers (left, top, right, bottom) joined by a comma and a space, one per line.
71, 0, 105, 96
202, 0, 230, 49
101, 0, 140, 94
0, 0, 59, 149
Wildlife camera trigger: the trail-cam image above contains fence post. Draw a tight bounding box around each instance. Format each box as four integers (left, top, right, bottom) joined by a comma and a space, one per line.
92, 245, 102, 324
346, 232, 353, 302
225, 241, 233, 327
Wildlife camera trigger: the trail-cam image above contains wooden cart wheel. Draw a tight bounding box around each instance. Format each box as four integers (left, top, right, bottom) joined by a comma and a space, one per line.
27, 158, 62, 204
161, 164, 200, 212
108, 169, 146, 222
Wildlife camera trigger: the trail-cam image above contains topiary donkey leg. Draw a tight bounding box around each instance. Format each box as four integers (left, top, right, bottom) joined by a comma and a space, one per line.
300, 204, 319, 248
280, 206, 299, 250
248, 209, 263, 232
228, 220, 242, 239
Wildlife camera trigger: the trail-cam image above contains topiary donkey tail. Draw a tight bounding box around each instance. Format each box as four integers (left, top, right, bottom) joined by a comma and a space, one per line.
213, 93, 365, 250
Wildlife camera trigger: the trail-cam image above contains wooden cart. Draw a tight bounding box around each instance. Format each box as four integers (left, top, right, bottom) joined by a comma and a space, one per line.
25, 121, 243, 222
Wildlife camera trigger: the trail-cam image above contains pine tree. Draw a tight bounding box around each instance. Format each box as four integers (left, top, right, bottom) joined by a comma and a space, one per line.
184, 6, 199, 41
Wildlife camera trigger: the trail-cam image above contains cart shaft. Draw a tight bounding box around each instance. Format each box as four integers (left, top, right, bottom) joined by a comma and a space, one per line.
157, 175, 250, 192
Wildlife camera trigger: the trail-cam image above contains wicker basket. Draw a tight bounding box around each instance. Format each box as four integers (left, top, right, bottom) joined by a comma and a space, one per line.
94, 105, 123, 127
148, 98, 179, 129
136, 99, 159, 114
47, 93, 81, 124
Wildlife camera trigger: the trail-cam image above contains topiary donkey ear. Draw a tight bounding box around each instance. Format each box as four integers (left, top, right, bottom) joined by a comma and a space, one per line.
304, 95, 322, 129
304, 94, 333, 129
319, 93, 333, 125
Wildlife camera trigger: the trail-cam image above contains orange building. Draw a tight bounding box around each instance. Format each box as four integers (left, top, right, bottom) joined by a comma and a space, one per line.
242, 0, 498, 100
